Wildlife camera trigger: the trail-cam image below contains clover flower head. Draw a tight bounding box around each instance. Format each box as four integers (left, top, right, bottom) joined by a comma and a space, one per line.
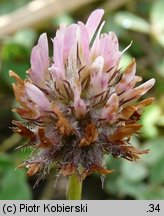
10, 9, 155, 182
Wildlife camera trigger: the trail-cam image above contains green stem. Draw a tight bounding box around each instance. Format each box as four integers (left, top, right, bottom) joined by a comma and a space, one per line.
67, 174, 82, 200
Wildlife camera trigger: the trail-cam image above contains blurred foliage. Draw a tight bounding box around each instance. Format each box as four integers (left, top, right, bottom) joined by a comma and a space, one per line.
0, 0, 164, 200
0, 0, 31, 15
0, 150, 32, 200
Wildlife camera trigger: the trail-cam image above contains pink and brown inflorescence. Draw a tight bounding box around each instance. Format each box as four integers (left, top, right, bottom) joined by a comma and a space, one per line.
10, 9, 155, 181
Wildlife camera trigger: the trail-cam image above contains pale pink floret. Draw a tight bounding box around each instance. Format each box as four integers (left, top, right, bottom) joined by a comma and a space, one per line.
73, 82, 86, 118
50, 9, 105, 82
29, 9, 154, 119
121, 78, 155, 103
50, 8, 120, 93
66, 40, 79, 84
78, 22, 90, 66
63, 24, 78, 63
101, 93, 119, 123
86, 9, 104, 41
25, 83, 51, 112
91, 55, 108, 94
115, 59, 136, 94
89, 21, 105, 61
99, 32, 120, 71
50, 24, 78, 81
52, 36, 65, 79
30, 33, 49, 87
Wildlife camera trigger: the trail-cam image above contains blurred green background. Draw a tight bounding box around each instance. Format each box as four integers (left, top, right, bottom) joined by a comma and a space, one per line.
0, 0, 164, 200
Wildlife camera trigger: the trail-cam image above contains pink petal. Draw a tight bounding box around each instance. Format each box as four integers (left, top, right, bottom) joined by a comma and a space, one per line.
38, 33, 49, 69
101, 93, 119, 122
90, 21, 105, 61
120, 78, 155, 103
53, 36, 65, 79
73, 81, 86, 118
115, 59, 136, 94
90, 56, 108, 94
78, 22, 90, 65
30, 33, 49, 86
25, 83, 51, 112
131, 76, 142, 87
56, 24, 66, 37
63, 24, 78, 63
100, 32, 120, 71
49, 65, 64, 80
86, 9, 104, 41
66, 40, 79, 82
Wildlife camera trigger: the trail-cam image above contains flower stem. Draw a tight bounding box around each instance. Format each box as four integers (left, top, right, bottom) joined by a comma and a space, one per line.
67, 174, 82, 200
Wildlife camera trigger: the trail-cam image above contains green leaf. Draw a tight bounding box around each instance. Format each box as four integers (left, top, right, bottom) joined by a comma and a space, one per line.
143, 138, 164, 166
150, 156, 164, 184
0, 153, 12, 173
0, 168, 32, 200
116, 178, 148, 199
117, 178, 164, 199
105, 157, 122, 194
121, 160, 148, 182
141, 186, 164, 199
114, 12, 150, 33
0, 152, 32, 199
